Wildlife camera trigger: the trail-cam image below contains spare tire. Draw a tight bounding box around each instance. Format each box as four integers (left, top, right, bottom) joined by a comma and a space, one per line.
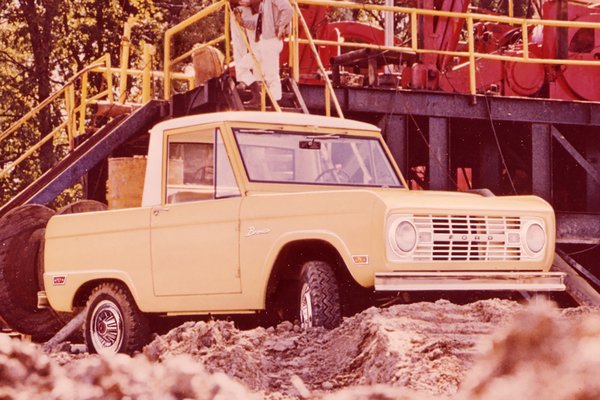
0, 204, 63, 338
57, 199, 107, 215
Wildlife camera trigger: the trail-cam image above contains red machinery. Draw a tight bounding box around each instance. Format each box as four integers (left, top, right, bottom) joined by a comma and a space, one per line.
288, 0, 600, 102
281, 4, 391, 83
435, 0, 600, 101
542, 0, 600, 100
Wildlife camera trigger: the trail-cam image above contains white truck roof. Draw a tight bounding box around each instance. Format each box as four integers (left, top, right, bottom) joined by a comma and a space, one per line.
150, 111, 380, 135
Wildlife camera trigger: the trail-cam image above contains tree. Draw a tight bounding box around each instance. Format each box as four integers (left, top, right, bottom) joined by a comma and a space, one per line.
0, 0, 167, 205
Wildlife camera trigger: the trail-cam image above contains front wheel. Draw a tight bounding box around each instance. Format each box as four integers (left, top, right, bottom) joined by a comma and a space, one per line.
299, 261, 342, 329
84, 282, 149, 354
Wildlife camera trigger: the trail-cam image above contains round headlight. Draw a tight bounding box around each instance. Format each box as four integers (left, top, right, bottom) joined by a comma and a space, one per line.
393, 220, 417, 254
526, 223, 545, 253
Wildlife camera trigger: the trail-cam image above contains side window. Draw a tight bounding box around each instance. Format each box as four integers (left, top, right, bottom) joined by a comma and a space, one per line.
216, 129, 241, 198
166, 128, 239, 204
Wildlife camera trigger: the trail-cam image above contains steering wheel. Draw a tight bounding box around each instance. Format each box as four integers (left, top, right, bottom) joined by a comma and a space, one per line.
315, 168, 350, 183
195, 165, 214, 184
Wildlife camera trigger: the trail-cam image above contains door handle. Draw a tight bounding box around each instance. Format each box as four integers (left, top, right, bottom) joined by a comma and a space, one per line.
152, 207, 170, 216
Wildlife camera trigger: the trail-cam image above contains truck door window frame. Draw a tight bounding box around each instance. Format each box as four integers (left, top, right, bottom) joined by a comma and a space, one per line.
164, 127, 240, 204
215, 128, 241, 199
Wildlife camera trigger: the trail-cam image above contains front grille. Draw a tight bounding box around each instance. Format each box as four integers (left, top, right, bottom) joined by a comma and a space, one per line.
412, 215, 522, 261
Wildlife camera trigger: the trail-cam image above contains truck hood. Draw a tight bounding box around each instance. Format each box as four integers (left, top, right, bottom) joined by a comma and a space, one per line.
373, 189, 554, 215
247, 186, 553, 215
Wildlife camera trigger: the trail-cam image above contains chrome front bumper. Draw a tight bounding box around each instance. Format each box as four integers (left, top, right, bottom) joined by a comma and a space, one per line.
375, 271, 566, 292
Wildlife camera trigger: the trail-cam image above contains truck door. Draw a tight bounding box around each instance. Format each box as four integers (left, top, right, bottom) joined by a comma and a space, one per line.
150, 126, 242, 296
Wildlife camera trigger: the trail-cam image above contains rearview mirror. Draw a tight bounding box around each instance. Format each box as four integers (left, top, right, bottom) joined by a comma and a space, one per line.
299, 140, 322, 150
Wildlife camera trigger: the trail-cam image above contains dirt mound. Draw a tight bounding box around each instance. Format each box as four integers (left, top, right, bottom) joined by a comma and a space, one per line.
144, 299, 522, 397
0, 333, 255, 399
3, 298, 599, 400
458, 301, 600, 400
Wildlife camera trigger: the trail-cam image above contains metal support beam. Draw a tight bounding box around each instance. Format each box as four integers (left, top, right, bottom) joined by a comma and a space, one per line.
384, 0, 394, 73
379, 114, 407, 174
556, 249, 600, 289
556, 212, 600, 244
299, 85, 600, 126
552, 252, 600, 306
428, 117, 449, 190
531, 123, 552, 202
477, 128, 502, 193
551, 126, 600, 185
586, 132, 600, 212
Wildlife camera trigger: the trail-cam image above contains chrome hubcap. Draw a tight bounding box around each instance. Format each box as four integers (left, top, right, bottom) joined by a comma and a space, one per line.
90, 300, 124, 353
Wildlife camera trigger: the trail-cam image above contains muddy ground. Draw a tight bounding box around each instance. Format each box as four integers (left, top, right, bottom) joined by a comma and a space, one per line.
1, 298, 599, 399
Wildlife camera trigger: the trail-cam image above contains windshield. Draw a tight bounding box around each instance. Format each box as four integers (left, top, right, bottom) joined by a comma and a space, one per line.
233, 128, 403, 188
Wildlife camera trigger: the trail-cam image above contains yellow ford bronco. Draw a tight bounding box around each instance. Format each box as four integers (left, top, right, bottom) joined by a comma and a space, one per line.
33, 111, 562, 353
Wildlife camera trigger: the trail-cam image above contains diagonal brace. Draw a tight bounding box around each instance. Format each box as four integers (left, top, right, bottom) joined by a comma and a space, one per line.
551, 125, 600, 185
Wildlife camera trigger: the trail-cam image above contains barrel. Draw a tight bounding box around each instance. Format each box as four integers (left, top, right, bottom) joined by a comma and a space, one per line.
107, 157, 147, 209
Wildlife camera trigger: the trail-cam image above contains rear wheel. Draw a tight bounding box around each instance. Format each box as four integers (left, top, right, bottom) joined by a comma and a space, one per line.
299, 261, 342, 329
84, 282, 149, 354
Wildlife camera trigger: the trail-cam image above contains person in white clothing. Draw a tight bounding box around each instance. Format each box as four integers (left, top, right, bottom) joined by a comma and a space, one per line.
253, 0, 292, 102
229, 0, 260, 89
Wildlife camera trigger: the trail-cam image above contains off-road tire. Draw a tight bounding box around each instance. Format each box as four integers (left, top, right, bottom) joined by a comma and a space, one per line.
299, 261, 342, 329
0, 204, 63, 338
84, 282, 149, 354
56, 200, 107, 215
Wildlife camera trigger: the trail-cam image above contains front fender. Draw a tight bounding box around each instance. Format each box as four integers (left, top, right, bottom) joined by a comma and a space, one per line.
255, 230, 358, 307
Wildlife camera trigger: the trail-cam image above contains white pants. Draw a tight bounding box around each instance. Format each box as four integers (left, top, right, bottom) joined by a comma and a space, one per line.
254, 37, 283, 100
230, 12, 257, 86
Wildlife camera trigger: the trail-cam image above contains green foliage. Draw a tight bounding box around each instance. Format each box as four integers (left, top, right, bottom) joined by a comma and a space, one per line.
0, 0, 174, 208
475, 0, 536, 18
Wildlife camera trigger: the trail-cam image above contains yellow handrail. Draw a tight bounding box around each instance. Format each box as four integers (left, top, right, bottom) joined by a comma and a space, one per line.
142, 42, 156, 103
2, 17, 194, 199
0, 60, 106, 145
157, 0, 600, 104
119, 16, 137, 104
164, 0, 228, 99
0, 56, 115, 182
290, 0, 600, 95
171, 35, 225, 66
294, 36, 600, 67
291, 0, 344, 118
297, 0, 600, 30
0, 122, 67, 179
467, 17, 476, 97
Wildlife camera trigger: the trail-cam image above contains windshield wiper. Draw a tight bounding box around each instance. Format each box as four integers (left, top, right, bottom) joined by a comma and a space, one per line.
236, 129, 277, 135
303, 134, 341, 140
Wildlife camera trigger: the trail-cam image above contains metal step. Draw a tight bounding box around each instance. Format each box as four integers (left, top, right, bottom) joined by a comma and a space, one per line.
226, 77, 309, 114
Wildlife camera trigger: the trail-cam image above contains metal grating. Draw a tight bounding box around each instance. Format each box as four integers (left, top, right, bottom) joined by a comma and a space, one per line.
412, 215, 523, 261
